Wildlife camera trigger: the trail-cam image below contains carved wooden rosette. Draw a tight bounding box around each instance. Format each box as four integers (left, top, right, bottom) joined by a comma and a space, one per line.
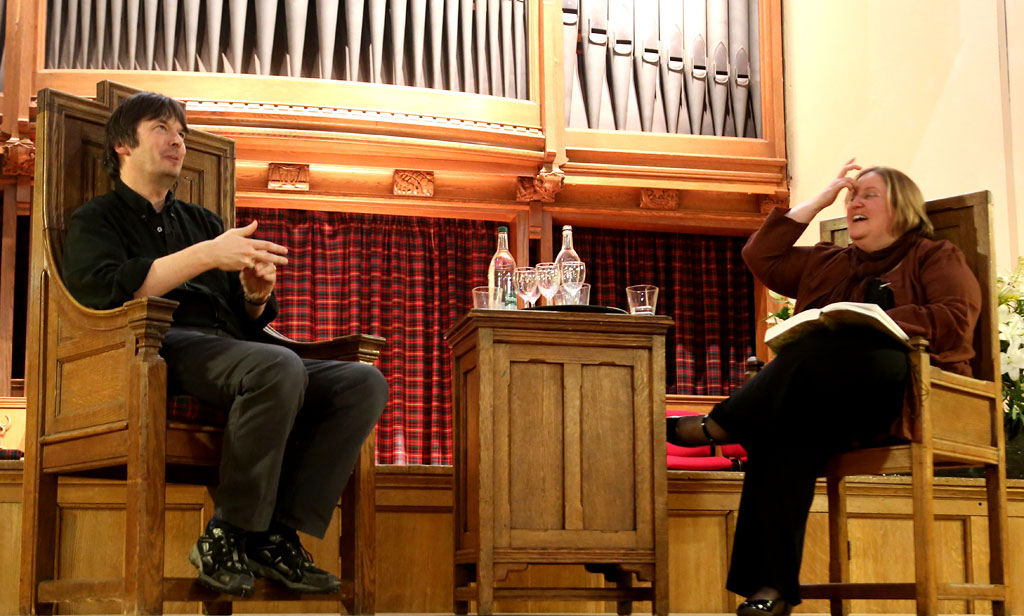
1, 138, 36, 178
267, 162, 310, 191
639, 188, 679, 210
759, 192, 790, 213
515, 169, 564, 203
392, 170, 435, 197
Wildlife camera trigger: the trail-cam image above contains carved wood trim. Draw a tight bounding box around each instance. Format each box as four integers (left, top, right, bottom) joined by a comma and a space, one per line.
639, 189, 679, 211
392, 170, 435, 197
183, 99, 545, 139
515, 170, 565, 203
267, 163, 310, 191
0, 138, 35, 178
759, 193, 790, 213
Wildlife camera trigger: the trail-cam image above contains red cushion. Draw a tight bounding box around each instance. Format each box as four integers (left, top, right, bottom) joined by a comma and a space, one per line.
667, 442, 712, 457
167, 395, 228, 426
720, 443, 748, 459
667, 455, 734, 470
666, 409, 702, 418
667, 410, 711, 456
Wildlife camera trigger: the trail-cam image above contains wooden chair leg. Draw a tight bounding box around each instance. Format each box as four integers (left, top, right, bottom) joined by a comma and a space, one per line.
201, 600, 233, 615
612, 567, 632, 616
826, 476, 850, 616
911, 443, 937, 616
652, 555, 668, 616
20, 469, 58, 616
124, 369, 168, 615
476, 556, 495, 616
453, 563, 473, 615
341, 433, 376, 615
985, 463, 1009, 616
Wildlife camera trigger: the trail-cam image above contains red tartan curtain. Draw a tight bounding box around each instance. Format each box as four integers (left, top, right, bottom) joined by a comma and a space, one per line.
239, 207, 494, 465
238, 208, 755, 464
567, 225, 755, 395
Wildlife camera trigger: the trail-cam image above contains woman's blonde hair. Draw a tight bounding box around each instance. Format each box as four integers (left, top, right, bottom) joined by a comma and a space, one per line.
851, 166, 934, 238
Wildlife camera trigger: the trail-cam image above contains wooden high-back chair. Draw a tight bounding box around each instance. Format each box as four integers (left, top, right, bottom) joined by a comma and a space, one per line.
800, 190, 1008, 615
20, 82, 383, 615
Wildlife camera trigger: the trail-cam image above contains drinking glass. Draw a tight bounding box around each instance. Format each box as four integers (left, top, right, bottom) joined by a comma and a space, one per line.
513, 267, 540, 308
559, 261, 586, 304
472, 286, 496, 309
626, 284, 658, 315
535, 263, 560, 305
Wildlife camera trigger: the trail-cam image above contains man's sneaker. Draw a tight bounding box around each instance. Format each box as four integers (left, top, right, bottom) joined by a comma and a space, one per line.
246, 528, 341, 594
188, 521, 255, 597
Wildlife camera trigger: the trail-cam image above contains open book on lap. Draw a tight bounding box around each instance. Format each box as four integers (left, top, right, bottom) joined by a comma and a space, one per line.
765, 301, 910, 353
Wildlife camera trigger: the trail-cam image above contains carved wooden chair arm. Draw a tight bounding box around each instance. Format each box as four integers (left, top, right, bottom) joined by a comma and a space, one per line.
908, 335, 930, 352
52, 286, 179, 351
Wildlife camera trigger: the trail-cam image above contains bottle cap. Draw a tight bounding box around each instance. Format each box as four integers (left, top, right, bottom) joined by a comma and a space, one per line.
498, 226, 509, 232
563, 225, 572, 231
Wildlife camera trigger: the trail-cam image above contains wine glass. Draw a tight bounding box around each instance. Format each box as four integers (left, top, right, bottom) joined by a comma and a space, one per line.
559, 261, 586, 304
535, 263, 560, 306
513, 267, 540, 308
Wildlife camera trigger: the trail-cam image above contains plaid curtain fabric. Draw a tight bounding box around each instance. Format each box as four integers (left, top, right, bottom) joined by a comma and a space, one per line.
236, 207, 753, 464
238, 207, 494, 464
567, 225, 755, 395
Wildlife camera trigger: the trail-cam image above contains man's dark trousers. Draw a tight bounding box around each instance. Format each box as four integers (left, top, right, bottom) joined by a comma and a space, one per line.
160, 326, 388, 538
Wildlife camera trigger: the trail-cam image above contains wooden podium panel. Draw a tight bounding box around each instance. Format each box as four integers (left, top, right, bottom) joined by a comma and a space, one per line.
445, 310, 673, 615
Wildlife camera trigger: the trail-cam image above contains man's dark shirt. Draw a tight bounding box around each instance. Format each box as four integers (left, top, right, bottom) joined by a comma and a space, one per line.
63, 180, 278, 339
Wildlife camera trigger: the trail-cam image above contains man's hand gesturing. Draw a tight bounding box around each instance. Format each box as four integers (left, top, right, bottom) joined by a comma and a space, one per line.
207, 220, 289, 272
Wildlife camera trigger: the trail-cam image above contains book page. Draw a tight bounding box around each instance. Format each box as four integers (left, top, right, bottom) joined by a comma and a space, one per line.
764, 302, 909, 353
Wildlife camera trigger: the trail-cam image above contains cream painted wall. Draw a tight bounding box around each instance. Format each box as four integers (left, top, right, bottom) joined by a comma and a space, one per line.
783, 0, 1022, 273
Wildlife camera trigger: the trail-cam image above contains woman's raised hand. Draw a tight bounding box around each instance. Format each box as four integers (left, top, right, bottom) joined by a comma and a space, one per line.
785, 158, 862, 224
816, 158, 862, 208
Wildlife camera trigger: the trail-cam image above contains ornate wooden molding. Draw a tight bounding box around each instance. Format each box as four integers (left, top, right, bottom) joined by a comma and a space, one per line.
393, 170, 435, 197
515, 170, 565, 203
1, 138, 35, 178
267, 163, 310, 191
759, 193, 789, 213
183, 99, 544, 140
639, 188, 679, 210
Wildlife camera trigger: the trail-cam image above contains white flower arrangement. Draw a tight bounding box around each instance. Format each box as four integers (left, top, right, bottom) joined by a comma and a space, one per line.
998, 257, 1024, 436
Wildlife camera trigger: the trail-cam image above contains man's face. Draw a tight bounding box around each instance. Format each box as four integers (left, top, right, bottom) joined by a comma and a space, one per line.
116, 115, 186, 182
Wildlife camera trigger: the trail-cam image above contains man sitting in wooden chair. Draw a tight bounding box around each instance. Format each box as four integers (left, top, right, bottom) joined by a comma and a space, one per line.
666, 159, 982, 616
62, 91, 389, 598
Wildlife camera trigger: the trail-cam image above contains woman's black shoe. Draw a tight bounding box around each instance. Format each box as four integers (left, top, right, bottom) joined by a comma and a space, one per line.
736, 598, 792, 616
666, 414, 720, 447
666, 416, 686, 446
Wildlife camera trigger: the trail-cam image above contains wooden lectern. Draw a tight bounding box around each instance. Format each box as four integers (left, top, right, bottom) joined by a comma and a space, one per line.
445, 309, 673, 615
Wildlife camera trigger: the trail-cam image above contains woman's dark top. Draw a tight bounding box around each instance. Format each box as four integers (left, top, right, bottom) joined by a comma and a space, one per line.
742, 207, 981, 376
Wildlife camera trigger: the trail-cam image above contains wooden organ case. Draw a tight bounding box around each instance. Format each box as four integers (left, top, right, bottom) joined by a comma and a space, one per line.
0, 0, 787, 613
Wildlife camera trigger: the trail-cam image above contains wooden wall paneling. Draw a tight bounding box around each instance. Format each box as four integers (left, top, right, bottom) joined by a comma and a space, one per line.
755, 0, 786, 162
752, 279, 772, 361
1, 0, 41, 136
3, 465, 1024, 614
1009, 514, 1024, 610
0, 466, 22, 614
375, 465, 454, 614
0, 186, 14, 395
539, 0, 567, 169
668, 513, 732, 614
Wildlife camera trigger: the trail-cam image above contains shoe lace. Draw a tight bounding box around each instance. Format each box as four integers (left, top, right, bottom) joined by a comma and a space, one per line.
211, 528, 248, 572
280, 530, 315, 566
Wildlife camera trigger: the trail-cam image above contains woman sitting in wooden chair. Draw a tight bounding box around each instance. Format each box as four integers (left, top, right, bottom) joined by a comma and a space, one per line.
667, 159, 981, 616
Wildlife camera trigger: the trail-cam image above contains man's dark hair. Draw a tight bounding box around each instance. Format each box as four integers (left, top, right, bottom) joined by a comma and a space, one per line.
103, 92, 189, 179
